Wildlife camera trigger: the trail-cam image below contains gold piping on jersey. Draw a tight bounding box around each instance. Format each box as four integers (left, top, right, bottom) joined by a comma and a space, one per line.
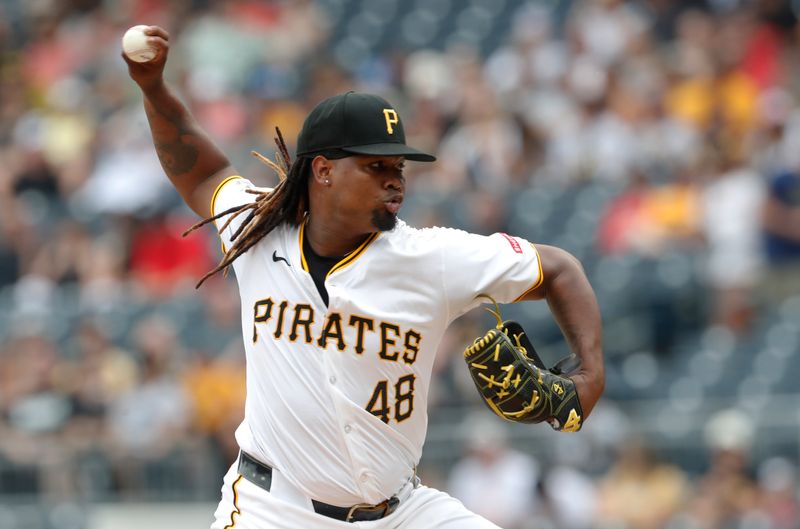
298, 221, 310, 272
513, 243, 545, 303
210, 175, 244, 217
224, 474, 244, 529
326, 232, 379, 277
210, 175, 243, 254
298, 222, 380, 276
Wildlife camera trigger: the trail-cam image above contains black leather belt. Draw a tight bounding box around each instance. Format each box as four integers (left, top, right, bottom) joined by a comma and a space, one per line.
237, 451, 401, 523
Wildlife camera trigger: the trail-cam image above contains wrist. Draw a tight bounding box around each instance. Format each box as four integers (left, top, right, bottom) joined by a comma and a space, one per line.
140, 77, 167, 97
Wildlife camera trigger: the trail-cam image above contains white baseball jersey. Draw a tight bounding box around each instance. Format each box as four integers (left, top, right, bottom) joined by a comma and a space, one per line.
211, 175, 543, 507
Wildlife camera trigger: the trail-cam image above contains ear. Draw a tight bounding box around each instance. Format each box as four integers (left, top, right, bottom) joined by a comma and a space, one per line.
311, 156, 334, 185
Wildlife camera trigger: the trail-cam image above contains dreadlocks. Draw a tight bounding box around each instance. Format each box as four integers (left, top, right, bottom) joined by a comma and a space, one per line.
184, 128, 311, 288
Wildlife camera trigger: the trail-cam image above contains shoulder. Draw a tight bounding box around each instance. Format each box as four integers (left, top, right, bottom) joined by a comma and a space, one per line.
385, 221, 527, 248
392, 220, 478, 239
218, 176, 273, 196
382, 221, 475, 249
212, 175, 274, 216
379, 222, 526, 263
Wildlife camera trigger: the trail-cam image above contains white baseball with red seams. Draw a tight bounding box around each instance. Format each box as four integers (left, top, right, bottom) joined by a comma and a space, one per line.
121, 25, 157, 63
208, 175, 543, 525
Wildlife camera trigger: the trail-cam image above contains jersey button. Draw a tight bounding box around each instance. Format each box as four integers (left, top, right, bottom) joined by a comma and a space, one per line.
329, 375, 337, 384
344, 424, 352, 434
359, 473, 369, 483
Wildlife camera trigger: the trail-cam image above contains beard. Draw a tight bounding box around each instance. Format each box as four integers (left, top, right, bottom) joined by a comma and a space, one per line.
372, 208, 398, 231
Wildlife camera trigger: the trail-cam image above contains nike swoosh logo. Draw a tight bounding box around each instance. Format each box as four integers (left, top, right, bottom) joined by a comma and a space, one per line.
272, 250, 291, 267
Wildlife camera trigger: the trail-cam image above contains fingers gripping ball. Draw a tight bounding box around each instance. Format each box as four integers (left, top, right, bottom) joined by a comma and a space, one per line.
122, 25, 157, 63
463, 296, 584, 432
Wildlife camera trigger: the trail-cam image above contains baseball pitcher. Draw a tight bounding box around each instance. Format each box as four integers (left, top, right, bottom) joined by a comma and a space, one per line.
124, 26, 605, 529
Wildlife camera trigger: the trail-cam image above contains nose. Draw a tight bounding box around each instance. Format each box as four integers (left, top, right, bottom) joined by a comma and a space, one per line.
384, 171, 405, 190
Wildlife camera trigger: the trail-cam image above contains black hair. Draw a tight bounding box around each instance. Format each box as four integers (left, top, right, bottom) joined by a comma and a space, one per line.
185, 128, 311, 287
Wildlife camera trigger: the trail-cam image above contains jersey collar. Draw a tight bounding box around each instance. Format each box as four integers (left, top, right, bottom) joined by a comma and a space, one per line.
298, 222, 380, 278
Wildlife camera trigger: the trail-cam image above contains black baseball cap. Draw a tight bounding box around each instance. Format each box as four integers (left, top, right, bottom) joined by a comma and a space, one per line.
296, 92, 436, 162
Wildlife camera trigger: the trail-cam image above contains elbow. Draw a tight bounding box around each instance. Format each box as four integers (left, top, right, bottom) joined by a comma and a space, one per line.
538, 245, 588, 292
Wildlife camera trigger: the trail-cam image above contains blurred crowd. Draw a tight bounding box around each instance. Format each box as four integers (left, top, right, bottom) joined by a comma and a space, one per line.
1, 0, 800, 528
440, 407, 799, 529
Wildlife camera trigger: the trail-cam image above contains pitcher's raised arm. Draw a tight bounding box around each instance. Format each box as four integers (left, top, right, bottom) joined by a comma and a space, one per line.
122, 25, 237, 217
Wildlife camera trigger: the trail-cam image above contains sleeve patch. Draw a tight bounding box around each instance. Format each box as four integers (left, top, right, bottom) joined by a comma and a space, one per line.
499, 233, 522, 254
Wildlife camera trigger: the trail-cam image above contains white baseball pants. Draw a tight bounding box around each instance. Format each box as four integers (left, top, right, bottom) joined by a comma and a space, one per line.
210, 460, 502, 529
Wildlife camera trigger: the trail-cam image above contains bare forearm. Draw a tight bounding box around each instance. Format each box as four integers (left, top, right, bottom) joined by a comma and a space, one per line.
528, 245, 605, 416
545, 257, 605, 398
142, 81, 230, 199
123, 26, 236, 216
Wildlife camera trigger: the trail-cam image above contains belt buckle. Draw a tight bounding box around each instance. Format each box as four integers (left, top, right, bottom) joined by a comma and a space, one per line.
345, 496, 399, 522
346, 502, 381, 522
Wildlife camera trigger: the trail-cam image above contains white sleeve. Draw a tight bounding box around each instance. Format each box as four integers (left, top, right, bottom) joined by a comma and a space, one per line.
209, 176, 272, 251
438, 229, 543, 320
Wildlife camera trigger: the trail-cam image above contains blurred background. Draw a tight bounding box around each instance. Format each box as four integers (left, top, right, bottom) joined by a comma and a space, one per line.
1, 0, 800, 528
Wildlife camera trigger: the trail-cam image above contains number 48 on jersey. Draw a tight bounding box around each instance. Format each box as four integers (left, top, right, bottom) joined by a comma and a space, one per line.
366, 374, 416, 424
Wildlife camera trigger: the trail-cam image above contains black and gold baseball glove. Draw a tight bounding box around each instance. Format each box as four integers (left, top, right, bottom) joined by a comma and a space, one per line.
463, 296, 584, 432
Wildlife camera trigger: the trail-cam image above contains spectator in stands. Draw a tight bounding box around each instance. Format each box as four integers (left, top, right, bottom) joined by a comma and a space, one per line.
761, 167, 800, 302
437, 53, 525, 193
595, 437, 689, 529
539, 457, 598, 529
60, 321, 139, 498
106, 316, 191, 494
448, 412, 541, 529
67, 320, 139, 419
700, 137, 765, 334
0, 334, 73, 496
128, 211, 215, 298
679, 408, 760, 529
756, 457, 800, 529
597, 169, 701, 256
182, 346, 246, 483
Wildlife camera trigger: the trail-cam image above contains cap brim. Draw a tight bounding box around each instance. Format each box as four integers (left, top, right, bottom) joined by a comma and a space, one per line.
342, 143, 436, 162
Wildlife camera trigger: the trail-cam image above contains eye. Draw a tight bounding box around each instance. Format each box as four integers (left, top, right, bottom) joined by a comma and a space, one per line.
368, 160, 404, 173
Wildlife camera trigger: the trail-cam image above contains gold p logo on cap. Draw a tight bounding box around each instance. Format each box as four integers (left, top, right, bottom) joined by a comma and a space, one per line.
383, 109, 399, 134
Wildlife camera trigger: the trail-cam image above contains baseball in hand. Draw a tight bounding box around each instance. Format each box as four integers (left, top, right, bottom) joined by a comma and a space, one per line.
122, 25, 157, 63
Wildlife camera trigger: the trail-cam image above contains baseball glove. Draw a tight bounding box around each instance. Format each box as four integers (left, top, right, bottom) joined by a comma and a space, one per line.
463, 296, 584, 432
